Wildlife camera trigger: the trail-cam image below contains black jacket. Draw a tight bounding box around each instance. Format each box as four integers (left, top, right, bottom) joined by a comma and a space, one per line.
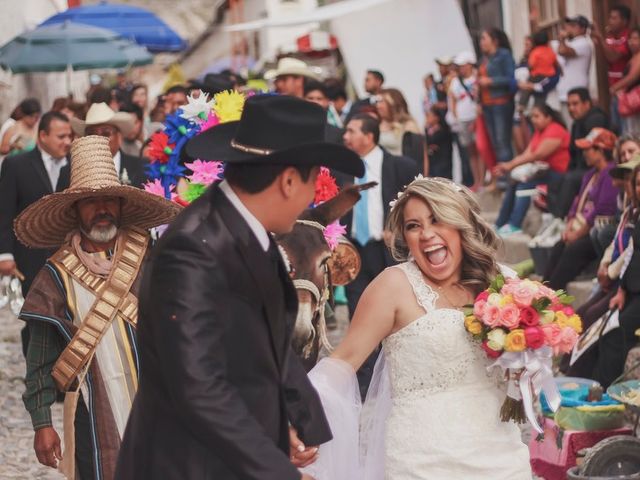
116, 185, 331, 480
335, 148, 420, 237
0, 148, 70, 292
119, 150, 146, 188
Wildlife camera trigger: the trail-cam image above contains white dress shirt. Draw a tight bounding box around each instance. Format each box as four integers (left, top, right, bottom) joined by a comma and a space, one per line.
352, 145, 384, 242
219, 180, 270, 252
41, 150, 68, 191
113, 150, 122, 178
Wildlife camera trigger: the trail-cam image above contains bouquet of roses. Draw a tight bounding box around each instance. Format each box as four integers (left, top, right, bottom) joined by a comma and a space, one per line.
463, 275, 583, 433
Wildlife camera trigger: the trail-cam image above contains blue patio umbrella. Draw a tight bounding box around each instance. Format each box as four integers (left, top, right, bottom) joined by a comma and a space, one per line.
41, 1, 187, 53
0, 22, 153, 90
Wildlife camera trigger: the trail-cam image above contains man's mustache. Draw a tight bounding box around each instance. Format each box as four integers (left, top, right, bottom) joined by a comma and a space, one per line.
90, 214, 117, 227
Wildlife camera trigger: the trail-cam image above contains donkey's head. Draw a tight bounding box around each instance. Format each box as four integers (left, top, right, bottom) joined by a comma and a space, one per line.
276, 181, 376, 369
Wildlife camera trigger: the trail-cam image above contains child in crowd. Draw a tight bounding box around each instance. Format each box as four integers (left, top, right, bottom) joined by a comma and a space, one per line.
518, 31, 560, 111
425, 106, 453, 179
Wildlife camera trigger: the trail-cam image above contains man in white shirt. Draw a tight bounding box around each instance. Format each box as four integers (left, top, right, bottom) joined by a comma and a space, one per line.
557, 15, 593, 127
0, 111, 72, 355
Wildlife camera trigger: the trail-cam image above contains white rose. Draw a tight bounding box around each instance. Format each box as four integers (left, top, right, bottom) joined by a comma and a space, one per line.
487, 329, 506, 350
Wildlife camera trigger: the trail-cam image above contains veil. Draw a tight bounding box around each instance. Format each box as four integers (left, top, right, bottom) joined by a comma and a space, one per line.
301, 351, 391, 480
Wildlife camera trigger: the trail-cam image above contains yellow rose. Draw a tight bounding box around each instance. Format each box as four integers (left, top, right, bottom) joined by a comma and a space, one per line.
504, 329, 527, 352
465, 316, 483, 335
540, 310, 555, 325
499, 294, 514, 307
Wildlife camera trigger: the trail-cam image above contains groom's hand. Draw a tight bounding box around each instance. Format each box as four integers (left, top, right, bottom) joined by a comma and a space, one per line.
289, 426, 319, 468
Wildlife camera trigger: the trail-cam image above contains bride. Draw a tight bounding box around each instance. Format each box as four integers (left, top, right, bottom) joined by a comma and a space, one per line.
303, 177, 532, 479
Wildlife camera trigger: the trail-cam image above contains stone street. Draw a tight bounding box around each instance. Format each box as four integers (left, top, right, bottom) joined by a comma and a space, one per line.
0, 306, 63, 479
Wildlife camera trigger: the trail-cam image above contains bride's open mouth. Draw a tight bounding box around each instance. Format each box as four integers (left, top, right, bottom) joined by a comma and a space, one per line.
423, 244, 449, 267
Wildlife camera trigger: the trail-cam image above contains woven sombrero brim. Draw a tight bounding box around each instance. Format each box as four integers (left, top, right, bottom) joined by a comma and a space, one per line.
14, 186, 182, 249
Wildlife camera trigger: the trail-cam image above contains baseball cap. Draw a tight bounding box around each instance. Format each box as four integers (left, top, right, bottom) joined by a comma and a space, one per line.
454, 51, 476, 66
565, 15, 590, 29
575, 128, 617, 150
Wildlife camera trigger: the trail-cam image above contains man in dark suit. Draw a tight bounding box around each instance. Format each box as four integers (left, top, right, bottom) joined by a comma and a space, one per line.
71, 102, 147, 187
337, 113, 419, 396
116, 95, 364, 480
0, 111, 73, 354
345, 69, 385, 123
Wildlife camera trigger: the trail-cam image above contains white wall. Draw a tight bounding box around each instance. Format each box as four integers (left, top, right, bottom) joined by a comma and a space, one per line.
331, 0, 474, 121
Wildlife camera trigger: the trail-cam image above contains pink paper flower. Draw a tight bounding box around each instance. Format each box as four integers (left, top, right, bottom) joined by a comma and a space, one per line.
323, 221, 346, 250
499, 304, 520, 330
143, 179, 177, 200
185, 160, 224, 185
199, 111, 220, 132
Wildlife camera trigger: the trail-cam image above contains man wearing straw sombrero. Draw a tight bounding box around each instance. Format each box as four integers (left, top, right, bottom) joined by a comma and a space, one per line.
16, 135, 180, 480
116, 95, 364, 479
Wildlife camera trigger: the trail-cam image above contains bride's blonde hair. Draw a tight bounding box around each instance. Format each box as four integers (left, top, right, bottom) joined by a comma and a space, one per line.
386, 177, 500, 294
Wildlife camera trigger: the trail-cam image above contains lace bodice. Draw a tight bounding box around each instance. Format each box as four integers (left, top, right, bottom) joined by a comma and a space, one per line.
382, 261, 490, 400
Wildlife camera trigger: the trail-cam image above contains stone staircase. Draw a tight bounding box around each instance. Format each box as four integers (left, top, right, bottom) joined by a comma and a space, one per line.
476, 189, 595, 307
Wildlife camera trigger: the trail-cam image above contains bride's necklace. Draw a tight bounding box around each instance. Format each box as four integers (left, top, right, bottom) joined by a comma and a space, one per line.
435, 284, 463, 309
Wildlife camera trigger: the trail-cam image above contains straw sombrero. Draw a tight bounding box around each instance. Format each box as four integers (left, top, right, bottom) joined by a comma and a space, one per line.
15, 136, 181, 249
264, 57, 321, 81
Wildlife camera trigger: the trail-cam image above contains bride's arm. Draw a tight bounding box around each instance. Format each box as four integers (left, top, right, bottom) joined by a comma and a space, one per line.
331, 268, 402, 371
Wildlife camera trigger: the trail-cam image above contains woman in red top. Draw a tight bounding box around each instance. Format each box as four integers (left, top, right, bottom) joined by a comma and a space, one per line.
493, 104, 570, 235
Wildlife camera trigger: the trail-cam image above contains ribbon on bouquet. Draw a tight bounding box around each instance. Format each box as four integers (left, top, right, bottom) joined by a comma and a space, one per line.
488, 346, 561, 434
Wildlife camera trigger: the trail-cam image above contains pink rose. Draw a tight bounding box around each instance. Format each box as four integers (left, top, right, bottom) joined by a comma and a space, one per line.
476, 291, 490, 303
519, 306, 540, 327
535, 284, 556, 300
562, 306, 575, 316
482, 305, 501, 328
541, 323, 562, 347
481, 340, 502, 359
524, 326, 545, 349
474, 300, 487, 318
512, 283, 537, 306
556, 327, 579, 355
499, 304, 521, 330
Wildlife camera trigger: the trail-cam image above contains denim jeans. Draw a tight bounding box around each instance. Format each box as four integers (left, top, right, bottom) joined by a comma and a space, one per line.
496, 170, 563, 229
482, 102, 514, 164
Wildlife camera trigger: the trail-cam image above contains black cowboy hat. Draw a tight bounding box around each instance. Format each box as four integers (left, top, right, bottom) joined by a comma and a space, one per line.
185, 94, 365, 177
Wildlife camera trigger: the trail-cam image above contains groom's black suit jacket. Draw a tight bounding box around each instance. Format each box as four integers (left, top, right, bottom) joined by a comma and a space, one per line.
116, 185, 331, 479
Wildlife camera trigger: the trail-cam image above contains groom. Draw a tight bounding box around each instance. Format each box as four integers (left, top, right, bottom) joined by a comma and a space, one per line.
116, 95, 364, 479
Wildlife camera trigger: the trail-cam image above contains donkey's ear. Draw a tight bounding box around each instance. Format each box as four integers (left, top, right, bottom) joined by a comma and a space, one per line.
301, 181, 378, 225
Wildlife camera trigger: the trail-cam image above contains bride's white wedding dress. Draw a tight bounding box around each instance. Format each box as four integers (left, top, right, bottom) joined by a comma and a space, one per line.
304, 261, 532, 479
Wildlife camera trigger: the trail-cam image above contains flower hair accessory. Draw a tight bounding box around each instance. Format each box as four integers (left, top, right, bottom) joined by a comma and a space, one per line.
388, 175, 465, 209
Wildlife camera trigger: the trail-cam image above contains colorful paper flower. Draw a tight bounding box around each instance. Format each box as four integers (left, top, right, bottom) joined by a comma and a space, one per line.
213, 90, 245, 123
323, 221, 346, 251
180, 91, 214, 123
143, 179, 177, 201
147, 131, 174, 164
185, 159, 224, 185
165, 110, 199, 146
314, 167, 339, 205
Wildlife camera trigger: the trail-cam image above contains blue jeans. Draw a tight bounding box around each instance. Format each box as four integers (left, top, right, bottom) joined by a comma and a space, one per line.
482, 102, 514, 164
496, 170, 563, 229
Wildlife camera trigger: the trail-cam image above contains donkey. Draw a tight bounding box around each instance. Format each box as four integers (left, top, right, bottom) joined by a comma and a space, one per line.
276, 181, 375, 371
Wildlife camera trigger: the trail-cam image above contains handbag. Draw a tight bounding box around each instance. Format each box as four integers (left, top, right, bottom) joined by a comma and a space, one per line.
510, 161, 550, 183
617, 87, 640, 117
